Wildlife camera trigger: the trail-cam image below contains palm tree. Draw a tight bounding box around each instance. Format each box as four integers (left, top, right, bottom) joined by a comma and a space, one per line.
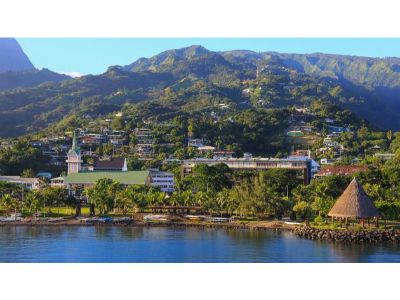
25, 191, 43, 220
216, 189, 230, 216
181, 190, 195, 206
1, 194, 23, 220
115, 189, 133, 215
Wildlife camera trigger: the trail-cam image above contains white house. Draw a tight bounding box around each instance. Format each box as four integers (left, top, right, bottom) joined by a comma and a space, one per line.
0, 176, 40, 190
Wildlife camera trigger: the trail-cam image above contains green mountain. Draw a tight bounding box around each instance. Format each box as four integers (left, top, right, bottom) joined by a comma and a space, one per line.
0, 69, 70, 91
0, 45, 400, 138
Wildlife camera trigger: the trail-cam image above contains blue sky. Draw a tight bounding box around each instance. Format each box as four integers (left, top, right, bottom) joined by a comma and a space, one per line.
17, 38, 400, 76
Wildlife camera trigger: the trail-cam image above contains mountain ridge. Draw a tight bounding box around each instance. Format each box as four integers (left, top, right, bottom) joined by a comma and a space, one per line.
0, 38, 35, 73
1, 44, 400, 137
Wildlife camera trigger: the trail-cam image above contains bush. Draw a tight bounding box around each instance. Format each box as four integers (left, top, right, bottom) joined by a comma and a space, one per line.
313, 215, 325, 225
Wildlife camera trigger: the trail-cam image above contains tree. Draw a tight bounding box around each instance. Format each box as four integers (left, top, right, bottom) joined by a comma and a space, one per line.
1, 194, 23, 220
115, 189, 133, 215
40, 186, 66, 215
293, 201, 312, 220
25, 190, 43, 219
85, 178, 120, 215
21, 168, 35, 178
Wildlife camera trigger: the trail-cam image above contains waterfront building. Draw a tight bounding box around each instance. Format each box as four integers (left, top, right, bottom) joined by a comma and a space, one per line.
181, 157, 312, 184
0, 176, 40, 190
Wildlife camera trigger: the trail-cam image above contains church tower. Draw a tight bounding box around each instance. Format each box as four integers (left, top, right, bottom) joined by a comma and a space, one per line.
66, 130, 82, 175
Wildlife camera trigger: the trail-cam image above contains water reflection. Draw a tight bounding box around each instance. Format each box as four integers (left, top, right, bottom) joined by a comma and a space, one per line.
0, 226, 399, 262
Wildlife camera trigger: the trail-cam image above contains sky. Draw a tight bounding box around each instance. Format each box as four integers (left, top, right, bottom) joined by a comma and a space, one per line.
17, 38, 400, 76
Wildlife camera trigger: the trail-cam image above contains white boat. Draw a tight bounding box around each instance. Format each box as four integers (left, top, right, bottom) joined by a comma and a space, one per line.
0, 216, 23, 222
143, 214, 168, 222
203, 217, 232, 223
47, 217, 65, 222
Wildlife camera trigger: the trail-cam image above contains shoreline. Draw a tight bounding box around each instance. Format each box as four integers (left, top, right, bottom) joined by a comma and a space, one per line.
2, 220, 400, 244
0, 219, 294, 231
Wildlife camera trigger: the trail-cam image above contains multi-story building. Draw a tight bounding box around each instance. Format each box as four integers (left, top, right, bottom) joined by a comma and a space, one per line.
148, 169, 175, 193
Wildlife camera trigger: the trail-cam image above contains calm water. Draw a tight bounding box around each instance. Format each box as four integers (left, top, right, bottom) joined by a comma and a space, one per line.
0, 226, 399, 262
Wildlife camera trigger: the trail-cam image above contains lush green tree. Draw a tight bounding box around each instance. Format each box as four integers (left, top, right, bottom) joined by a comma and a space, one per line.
21, 168, 35, 178
1, 194, 23, 219
115, 189, 134, 215
85, 178, 120, 214
25, 190, 43, 218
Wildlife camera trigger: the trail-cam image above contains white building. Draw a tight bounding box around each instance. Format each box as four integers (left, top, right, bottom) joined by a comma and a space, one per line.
149, 169, 175, 193
65, 131, 82, 175
188, 138, 204, 148
50, 177, 66, 188
0, 176, 40, 190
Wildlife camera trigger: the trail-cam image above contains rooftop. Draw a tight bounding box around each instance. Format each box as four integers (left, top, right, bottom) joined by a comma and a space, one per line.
328, 178, 380, 218
64, 171, 149, 185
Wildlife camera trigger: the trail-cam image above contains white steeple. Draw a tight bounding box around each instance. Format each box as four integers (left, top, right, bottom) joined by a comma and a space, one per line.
66, 130, 82, 175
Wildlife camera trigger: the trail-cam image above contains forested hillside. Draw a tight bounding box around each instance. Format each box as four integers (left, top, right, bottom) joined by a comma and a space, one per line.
1, 45, 400, 137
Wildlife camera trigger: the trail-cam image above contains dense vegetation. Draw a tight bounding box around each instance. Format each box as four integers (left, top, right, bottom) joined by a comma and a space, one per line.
3, 146, 400, 222
1, 45, 400, 137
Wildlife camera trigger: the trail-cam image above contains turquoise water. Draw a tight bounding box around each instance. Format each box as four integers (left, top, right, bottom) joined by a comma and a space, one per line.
0, 226, 399, 263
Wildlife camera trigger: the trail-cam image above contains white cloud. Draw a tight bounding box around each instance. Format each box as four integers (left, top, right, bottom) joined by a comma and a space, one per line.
61, 71, 84, 78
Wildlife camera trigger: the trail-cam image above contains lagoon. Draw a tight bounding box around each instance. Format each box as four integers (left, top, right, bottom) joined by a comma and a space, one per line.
0, 226, 399, 263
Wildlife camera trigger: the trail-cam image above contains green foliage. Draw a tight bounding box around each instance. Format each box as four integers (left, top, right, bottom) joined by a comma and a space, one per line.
84, 178, 120, 214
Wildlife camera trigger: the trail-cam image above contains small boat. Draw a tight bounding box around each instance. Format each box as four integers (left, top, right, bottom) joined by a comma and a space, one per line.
113, 217, 132, 223
0, 216, 23, 222
184, 215, 206, 221
85, 217, 113, 223
284, 221, 302, 225
203, 217, 232, 223
47, 217, 65, 223
143, 214, 168, 222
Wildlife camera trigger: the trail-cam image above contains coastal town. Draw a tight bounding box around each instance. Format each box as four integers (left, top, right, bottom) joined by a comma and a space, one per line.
0, 103, 398, 237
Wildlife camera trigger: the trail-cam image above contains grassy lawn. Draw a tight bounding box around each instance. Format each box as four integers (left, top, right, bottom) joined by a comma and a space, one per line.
287, 134, 319, 146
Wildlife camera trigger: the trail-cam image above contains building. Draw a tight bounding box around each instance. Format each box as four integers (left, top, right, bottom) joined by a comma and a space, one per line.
315, 165, 367, 178
63, 131, 174, 195
291, 149, 311, 157
212, 150, 235, 159
66, 131, 82, 175
64, 171, 151, 197
148, 169, 175, 193
187, 138, 204, 148
36, 172, 52, 179
50, 177, 66, 188
0, 176, 40, 190
287, 156, 320, 175
243, 152, 253, 159
91, 157, 127, 171
320, 158, 339, 165
197, 145, 216, 153
181, 157, 312, 184
373, 153, 395, 161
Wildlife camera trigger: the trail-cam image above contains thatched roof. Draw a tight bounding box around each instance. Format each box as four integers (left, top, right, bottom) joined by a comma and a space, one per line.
328, 178, 380, 218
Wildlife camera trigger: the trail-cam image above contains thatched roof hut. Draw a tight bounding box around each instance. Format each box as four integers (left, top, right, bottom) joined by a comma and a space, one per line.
328, 178, 380, 218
